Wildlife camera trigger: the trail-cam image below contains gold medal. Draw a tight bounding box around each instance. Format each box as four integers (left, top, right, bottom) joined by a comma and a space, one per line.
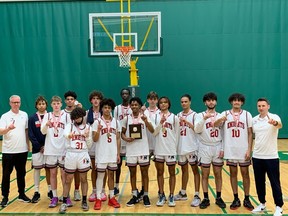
107, 132, 111, 138
162, 127, 166, 133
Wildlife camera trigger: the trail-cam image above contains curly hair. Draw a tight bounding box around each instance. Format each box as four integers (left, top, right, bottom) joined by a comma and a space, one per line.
130, 97, 143, 107
64, 91, 77, 100
70, 107, 86, 121
89, 90, 104, 102
228, 93, 245, 104
100, 98, 116, 111
203, 92, 217, 102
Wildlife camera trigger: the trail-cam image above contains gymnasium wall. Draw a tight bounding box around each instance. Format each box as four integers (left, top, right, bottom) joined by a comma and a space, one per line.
0, 0, 287, 137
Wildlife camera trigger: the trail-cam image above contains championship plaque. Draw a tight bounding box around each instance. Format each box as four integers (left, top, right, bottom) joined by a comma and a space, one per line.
129, 124, 142, 139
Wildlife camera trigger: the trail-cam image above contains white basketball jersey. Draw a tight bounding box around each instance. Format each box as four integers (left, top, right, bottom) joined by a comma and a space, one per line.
64, 123, 91, 152
221, 110, 252, 160
41, 111, 71, 156
177, 110, 198, 155
122, 114, 151, 157
114, 104, 132, 147
92, 117, 120, 163
86, 110, 101, 156
154, 113, 180, 156
144, 108, 160, 151
194, 111, 222, 145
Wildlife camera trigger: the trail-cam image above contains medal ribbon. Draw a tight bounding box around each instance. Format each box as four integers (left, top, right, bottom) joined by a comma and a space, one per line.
121, 105, 130, 117
52, 112, 62, 133
36, 111, 47, 124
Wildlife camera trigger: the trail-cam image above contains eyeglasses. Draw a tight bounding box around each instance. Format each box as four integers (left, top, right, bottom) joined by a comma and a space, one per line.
11, 101, 20, 104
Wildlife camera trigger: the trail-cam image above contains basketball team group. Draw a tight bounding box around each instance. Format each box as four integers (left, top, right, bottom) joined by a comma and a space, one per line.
0, 89, 284, 216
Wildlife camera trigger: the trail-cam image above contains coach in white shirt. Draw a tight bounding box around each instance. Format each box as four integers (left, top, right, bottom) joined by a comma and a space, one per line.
0, 95, 31, 207
251, 98, 284, 216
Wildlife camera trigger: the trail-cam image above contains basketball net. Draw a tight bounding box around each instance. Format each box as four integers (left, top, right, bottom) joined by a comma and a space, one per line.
114, 46, 134, 68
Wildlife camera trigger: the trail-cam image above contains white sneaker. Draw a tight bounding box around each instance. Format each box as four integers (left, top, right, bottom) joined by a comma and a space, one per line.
74, 190, 81, 201
251, 203, 266, 213
274, 206, 283, 216
191, 195, 201, 207
168, 195, 176, 207
174, 191, 188, 201
156, 194, 166, 207
59, 203, 67, 214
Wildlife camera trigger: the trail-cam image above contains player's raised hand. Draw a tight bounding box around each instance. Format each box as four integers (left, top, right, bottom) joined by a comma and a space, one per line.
268, 118, 278, 126
141, 113, 147, 122
69, 131, 76, 139
46, 118, 53, 127
141, 102, 147, 113
180, 116, 187, 123
220, 112, 228, 122
97, 122, 103, 131
84, 127, 90, 138
8, 120, 16, 130
204, 112, 215, 120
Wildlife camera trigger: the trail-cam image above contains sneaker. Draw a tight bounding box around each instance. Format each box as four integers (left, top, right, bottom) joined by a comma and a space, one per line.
74, 190, 81, 201
47, 190, 53, 200
215, 197, 226, 208
199, 198, 210, 209
137, 189, 144, 201
114, 187, 119, 196
143, 195, 151, 207
156, 193, 166, 207
126, 195, 139, 207
274, 206, 283, 216
230, 198, 241, 210
49, 197, 59, 208
31, 192, 41, 203
150, 152, 155, 161
251, 203, 266, 213
59, 203, 67, 214
0, 197, 9, 207
81, 201, 89, 211
108, 196, 120, 208
88, 193, 96, 202
18, 194, 31, 203
168, 195, 176, 207
243, 199, 254, 210
66, 197, 73, 207
94, 199, 102, 210
191, 195, 201, 207
174, 191, 188, 201
101, 192, 107, 201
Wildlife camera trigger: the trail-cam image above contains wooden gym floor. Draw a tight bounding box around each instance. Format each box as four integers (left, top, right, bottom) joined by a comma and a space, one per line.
0, 140, 287, 215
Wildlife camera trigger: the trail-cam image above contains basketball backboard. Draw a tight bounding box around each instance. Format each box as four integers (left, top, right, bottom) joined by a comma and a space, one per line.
89, 12, 161, 56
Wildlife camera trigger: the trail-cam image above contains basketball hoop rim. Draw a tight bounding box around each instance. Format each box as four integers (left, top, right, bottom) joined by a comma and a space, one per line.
114, 46, 135, 54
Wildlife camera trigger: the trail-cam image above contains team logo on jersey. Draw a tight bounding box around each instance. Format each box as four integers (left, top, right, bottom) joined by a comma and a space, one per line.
205, 122, 214, 129
35, 120, 41, 128
227, 121, 245, 129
